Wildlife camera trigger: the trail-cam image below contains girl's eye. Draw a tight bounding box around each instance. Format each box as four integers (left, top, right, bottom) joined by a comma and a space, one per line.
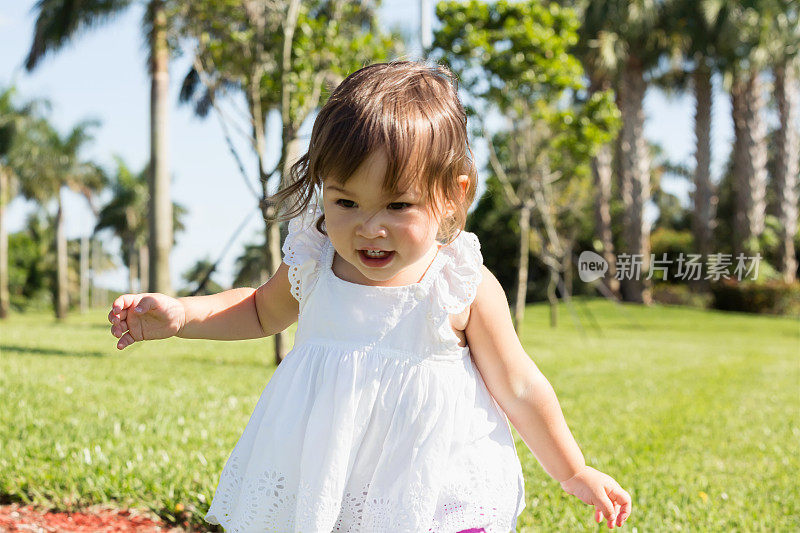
388, 202, 411, 210
335, 199, 356, 208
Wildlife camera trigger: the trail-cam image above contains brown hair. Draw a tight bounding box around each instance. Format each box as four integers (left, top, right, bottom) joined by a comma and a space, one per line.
271, 60, 478, 244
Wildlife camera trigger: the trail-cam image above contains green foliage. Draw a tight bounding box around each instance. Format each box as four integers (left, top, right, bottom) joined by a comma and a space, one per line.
8, 210, 117, 313
7, 223, 53, 312
710, 279, 800, 315
94, 157, 148, 266
434, 0, 620, 155
434, 0, 620, 308
179, 258, 224, 296
650, 283, 713, 308
2, 302, 799, 530
569, 0, 677, 76
25, 0, 137, 71
232, 238, 268, 289
468, 176, 533, 298
9, 114, 105, 205
176, 0, 401, 130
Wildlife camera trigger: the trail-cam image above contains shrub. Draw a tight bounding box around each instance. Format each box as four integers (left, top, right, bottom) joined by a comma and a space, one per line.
651, 283, 712, 309
710, 279, 800, 315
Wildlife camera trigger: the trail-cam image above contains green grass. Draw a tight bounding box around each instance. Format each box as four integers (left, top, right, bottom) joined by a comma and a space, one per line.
1, 299, 798, 532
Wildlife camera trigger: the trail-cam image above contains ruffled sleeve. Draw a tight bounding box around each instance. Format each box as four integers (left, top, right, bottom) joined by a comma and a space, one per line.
281, 202, 327, 302
430, 230, 484, 315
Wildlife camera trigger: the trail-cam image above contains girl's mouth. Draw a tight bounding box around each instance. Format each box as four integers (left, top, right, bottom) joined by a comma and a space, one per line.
358, 249, 395, 267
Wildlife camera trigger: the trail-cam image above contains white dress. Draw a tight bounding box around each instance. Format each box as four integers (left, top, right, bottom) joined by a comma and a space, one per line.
205, 204, 527, 533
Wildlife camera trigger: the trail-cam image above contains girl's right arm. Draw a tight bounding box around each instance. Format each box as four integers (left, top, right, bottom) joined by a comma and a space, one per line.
109, 261, 299, 350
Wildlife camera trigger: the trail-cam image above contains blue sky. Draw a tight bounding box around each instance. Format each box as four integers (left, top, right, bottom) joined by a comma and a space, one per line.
0, 2, 736, 292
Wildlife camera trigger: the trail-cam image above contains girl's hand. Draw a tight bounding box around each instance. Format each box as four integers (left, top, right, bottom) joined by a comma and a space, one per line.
559, 465, 632, 529
107, 293, 186, 350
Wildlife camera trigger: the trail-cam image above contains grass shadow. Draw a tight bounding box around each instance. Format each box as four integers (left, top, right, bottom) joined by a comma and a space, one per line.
0, 344, 108, 358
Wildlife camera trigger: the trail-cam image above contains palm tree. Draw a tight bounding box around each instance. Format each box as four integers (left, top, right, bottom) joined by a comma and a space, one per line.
768, 3, 799, 282
565, 3, 622, 297
94, 157, 148, 292
576, 0, 674, 304
715, 1, 776, 257
232, 239, 269, 289
181, 257, 224, 296
26, 0, 175, 294
12, 117, 105, 318
95, 157, 188, 293
665, 1, 730, 263
0, 87, 25, 318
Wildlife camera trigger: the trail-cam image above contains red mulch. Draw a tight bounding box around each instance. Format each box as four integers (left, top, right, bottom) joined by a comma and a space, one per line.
0, 503, 189, 533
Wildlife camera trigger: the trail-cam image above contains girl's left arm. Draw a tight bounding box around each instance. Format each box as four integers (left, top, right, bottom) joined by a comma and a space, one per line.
465, 265, 631, 529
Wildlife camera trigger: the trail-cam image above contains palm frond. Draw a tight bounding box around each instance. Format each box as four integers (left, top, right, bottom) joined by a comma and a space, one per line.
26, 0, 133, 70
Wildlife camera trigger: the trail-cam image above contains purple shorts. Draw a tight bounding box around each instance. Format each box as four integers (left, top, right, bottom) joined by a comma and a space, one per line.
456, 529, 487, 533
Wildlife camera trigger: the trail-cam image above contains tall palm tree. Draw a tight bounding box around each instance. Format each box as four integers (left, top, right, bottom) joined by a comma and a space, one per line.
768, 2, 799, 282
564, 2, 623, 297
12, 117, 105, 319
577, 0, 674, 304
95, 157, 189, 292
715, 1, 776, 257
232, 239, 269, 289
26, 0, 175, 294
666, 0, 729, 263
0, 87, 26, 319
181, 257, 223, 296
94, 157, 148, 292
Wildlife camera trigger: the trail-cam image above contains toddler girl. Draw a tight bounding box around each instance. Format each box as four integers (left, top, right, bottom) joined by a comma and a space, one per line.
108, 61, 631, 532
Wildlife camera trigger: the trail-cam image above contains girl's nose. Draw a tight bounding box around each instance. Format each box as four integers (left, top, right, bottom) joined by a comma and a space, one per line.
356, 210, 387, 239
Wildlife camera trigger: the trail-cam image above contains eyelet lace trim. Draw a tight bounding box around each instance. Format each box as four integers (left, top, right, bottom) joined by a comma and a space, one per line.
205, 449, 524, 532
281, 203, 326, 302
432, 231, 483, 315
427, 231, 484, 351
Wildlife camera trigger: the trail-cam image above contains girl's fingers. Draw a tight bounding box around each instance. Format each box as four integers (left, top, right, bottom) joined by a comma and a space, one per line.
594, 490, 617, 528
110, 296, 134, 323
112, 294, 135, 313
609, 485, 632, 526
609, 502, 621, 528
116, 331, 135, 350
110, 319, 129, 338
134, 295, 155, 314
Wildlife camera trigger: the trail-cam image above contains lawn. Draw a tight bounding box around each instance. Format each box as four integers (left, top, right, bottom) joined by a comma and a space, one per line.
1, 299, 798, 532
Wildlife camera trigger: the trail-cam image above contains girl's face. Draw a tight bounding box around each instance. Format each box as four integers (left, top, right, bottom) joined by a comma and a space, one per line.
321, 149, 444, 287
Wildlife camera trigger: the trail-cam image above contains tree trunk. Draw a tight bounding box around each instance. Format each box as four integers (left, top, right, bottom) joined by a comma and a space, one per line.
148, 0, 173, 295
617, 58, 652, 304
80, 234, 88, 312
139, 244, 149, 292
730, 70, 768, 256
547, 253, 558, 328
563, 243, 573, 298
773, 60, 799, 282
0, 167, 9, 318
591, 142, 619, 296
55, 190, 68, 319
91, 237, 99, 308
0, 165, 11, 319
127, 239, 138, 293
512, 203, 532, 332
692, 63, 715, 263
250, 92, 288, 365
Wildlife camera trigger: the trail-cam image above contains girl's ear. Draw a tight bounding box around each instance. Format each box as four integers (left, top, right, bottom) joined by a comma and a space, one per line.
446, 174, 469, 216
457, 174, 469, 202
